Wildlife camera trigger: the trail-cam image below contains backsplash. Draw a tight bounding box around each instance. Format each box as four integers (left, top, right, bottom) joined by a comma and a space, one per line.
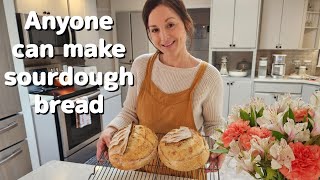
256, 50, 319, 76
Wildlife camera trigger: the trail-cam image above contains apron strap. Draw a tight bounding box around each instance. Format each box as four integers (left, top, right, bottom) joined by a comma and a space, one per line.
190, 61, 208, 91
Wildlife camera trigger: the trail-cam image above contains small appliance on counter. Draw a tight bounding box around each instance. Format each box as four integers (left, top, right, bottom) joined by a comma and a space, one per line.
219, 56, 229, 76
258, 57, 268, 78
271, 54, 287, 78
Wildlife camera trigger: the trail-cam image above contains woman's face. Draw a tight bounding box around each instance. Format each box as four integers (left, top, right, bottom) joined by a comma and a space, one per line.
148, 5, 187, 56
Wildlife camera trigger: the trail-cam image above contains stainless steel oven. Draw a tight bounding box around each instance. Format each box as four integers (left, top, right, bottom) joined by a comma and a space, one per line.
57, 90, 102, 163
16, 13, 76, 55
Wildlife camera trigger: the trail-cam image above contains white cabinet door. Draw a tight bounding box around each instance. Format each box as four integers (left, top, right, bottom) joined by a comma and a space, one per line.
280, 0, 305, 49
302, 84, 320, 103
15, 0, 44, 14
222, 81, 230, 119
47, 0, 69, 16
259, 0, 283, 49
103, 95, 122, 128
68, 0, 99, 48
210, 0, 235, 48
229, 81, 252, 112
254, 92, 277, 106
233, 0, 260, 48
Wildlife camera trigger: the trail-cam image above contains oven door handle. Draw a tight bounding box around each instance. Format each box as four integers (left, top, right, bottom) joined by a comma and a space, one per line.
72, 91, 101, 102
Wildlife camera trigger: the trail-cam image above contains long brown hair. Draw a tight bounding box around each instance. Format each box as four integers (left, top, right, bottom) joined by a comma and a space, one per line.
142, 0, 194, 44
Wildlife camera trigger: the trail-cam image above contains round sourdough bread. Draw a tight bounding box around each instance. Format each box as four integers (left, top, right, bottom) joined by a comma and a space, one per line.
158, 127, 210, 171
108, 124, 158, 170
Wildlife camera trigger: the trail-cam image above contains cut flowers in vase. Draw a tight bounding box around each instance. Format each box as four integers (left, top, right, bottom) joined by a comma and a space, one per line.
212, 92, 320, 180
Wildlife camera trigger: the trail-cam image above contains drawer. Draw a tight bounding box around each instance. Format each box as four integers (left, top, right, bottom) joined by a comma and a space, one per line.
254, 82, 302, 94
0, 114, 26, 150
0, 140, 32, 180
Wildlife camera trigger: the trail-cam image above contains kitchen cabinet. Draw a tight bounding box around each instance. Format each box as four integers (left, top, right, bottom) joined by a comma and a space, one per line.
254, 82, 302, 105
259, 0, 306, 49
0, 0, 32, 178
302, 84, 320, 103
116, 11, 149, 64
103, 95, 122, 128
68, 0, 100, 49
223, 79, 252, 118
15, 0, 68, 16
210, 0, 260, 49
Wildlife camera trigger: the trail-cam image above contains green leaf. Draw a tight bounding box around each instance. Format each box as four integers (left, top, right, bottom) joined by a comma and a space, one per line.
272, 131, 285, 141
307, 120, 313, 132
240, 109, 251, 121
283, 111, 289, 125
214, 128, 224, 134
209, 148, 229, 154
257, 107, 264, 118
250, 107, 257, 127
266, 167, 276, 180
215, 141, 225, 148
288, 108, 295, 120
253, 164, 264, 178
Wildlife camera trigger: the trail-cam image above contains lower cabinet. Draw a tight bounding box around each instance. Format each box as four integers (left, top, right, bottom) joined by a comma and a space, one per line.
254, 92, 301, 105
102, 95, 122, 128
302, 84, 320, 103
223, 79, 252, 119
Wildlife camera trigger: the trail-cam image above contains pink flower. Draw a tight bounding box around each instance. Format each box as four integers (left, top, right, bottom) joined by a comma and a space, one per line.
293, 108, 315, 123
279, 142, 320, 180
238, 127, 272, 150
222, 120, 250, 147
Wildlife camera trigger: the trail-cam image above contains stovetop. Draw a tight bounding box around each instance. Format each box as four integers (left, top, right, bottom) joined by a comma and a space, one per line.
28, 85, 100, 100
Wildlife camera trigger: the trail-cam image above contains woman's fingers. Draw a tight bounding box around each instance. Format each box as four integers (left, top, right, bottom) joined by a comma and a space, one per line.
205, 154, 226, 173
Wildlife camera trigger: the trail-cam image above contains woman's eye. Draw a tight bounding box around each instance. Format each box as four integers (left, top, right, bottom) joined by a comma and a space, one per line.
167, 23, 175, 28
150, 28, 159, 33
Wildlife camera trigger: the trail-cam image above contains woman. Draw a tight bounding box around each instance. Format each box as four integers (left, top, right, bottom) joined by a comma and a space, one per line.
97, 0, 226, 177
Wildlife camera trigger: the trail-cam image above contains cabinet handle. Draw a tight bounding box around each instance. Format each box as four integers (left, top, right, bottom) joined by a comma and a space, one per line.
47, 12, 50, 15
227, 82, 230, 85
276, 45, 278, 48
43, 11, 47, 14
0, 148, 23, 165
279, 45, 282, 48
0, 122, 18, 135
233, 44, 235, 47
129, 60, 133, 63
229, 44, 232, 47
230, 82, 234, 86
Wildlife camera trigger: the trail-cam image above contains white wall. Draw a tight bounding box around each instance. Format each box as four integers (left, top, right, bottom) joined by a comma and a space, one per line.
3, 0, 40, 169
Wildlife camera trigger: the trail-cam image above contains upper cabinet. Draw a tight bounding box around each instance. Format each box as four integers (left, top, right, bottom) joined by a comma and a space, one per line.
68, 0, 100, 47
210, 0, 261, 49
259, 0, 306, 49
15, 0, 68, 16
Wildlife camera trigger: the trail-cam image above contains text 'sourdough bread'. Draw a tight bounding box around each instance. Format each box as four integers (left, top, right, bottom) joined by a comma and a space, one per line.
108, 124, 158, 170
158, 127, 210, 171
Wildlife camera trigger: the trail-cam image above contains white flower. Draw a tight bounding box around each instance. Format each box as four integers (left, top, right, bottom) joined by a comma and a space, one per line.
235, 150, 261, 174
284, 118, 310, 142
310, 91, 320, 109
311, 110, 320, 137
274, 94, 292, 113
257, 108, 284, 133
269, 139, 295, 170
228, 140, 241, 156
250, 136, 274, 156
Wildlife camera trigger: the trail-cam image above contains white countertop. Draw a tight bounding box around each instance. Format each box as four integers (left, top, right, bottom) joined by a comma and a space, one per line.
19, 158, 253, 180
254, 76, 320, 86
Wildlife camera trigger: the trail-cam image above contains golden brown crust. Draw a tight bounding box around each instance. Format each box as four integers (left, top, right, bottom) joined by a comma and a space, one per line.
109, 125, 158, 170
158, 127, 210, 171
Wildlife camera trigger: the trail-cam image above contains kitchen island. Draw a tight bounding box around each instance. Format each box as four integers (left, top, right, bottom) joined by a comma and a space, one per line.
19, 158, 253, 180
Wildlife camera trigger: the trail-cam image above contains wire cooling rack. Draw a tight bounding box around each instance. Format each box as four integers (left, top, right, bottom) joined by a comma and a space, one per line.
88, 134, 220, 180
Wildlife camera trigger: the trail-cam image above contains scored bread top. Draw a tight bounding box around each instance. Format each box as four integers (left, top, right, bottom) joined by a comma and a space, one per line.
109, 124, 158, 161
159, 127, 209, 162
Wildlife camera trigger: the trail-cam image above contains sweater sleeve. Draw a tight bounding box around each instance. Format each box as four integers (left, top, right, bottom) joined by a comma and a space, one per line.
202, 72, 226, 140
106, 59, 141, 130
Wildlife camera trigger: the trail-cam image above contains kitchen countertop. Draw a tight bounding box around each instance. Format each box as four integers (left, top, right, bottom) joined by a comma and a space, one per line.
19, 159, 254, 180
254, 76, 320, 85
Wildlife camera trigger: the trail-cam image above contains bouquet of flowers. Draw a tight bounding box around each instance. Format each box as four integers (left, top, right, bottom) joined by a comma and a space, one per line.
213, 92, 320, 180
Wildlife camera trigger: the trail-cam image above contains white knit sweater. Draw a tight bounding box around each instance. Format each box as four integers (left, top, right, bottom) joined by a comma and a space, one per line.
107, 53, 226, 139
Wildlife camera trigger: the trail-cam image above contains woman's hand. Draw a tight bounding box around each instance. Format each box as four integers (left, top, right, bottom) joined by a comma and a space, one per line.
206, 152, 226, 172
96, 126, 117, 161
